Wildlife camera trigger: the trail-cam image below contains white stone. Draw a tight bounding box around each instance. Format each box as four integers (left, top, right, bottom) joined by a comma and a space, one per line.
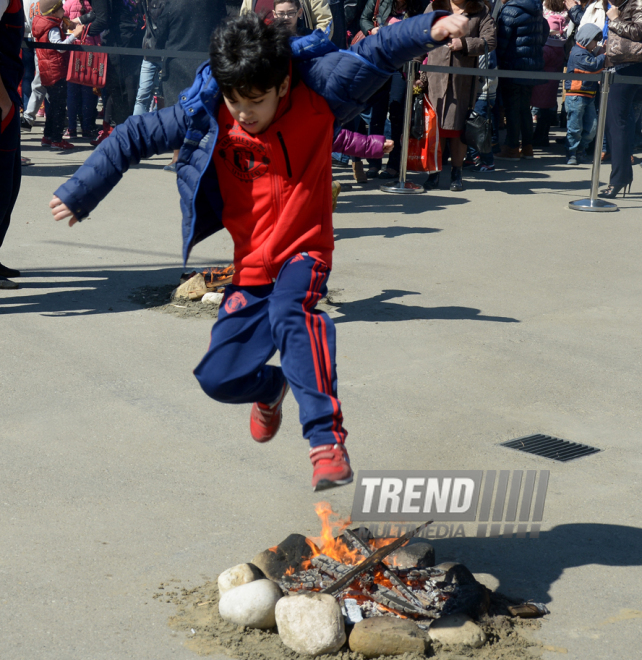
218, 563, 263, 595
218, 579, 282, 629
275, 593, 346, 656
202, 291, 224, 305
473, 572, 500, 592
428, 614, 487, 648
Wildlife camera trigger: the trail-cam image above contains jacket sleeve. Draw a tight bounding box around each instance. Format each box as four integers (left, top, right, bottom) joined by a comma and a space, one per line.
609, 3, 642, 42
576, 50, 605, 72
299, 13, 448, 123
332, 128, 385, 158
240, 0, 252, 15
360, 0, 378, 35
462, 10, 497, 56
568, 4, 584, 26
88, 0, 110, 36
310, 0, 334, 35
53, 104, 188, 222
496, 12, 513, 61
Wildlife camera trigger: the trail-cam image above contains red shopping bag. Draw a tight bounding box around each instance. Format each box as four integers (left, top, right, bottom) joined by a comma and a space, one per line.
407, 94, 441, 173
67, 27, 108, 88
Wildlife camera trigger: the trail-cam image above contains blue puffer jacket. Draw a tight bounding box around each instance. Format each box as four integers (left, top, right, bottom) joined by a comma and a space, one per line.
54, 13, 446, 265
497, 0, 549, 84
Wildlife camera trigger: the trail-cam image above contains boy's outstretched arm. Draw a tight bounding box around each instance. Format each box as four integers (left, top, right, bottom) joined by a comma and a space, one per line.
49, 104, 189, 225
299, 13, 468, 124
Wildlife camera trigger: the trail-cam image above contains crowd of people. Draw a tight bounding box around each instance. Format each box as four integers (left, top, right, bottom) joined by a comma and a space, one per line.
2, 0, 642, 289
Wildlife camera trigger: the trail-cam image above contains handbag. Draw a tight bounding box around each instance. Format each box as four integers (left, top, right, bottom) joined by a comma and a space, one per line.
410, 94, 425, 140
463, 40, 492, 155
407, 94, 441, 173
67, 26, 108, 88
350, 0, 381, 46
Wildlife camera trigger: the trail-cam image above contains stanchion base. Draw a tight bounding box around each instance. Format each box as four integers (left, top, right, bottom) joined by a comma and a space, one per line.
380, 180, 425, 194
569, 198, 618, 212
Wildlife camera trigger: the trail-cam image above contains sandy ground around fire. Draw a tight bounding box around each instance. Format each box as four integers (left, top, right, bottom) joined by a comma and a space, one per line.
164, 579, 543, 660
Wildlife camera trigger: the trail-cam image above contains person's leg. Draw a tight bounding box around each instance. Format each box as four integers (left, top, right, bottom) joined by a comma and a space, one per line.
501, 81, 520, 149
268, 254, 348, 450
0, 106, 22, 281
133, 59, 158, 115
67, 82, 80, 135
24, 53, 46, 125
579, 97, 597, 157
564, 96, 583, 159
42, 85, 55, 140
366, 79, 392, 173
48, 80, 68, 143
384, 71, 406, 174
22, 47, 35, 110
519, 84, 535, 150
80, 84, 99, 135
194, 285, 286, 405
606, 79, 637, 188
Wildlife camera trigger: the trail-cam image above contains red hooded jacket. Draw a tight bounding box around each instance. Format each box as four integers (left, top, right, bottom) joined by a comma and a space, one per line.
32, 14, 69, 86
213, 78, 334, 287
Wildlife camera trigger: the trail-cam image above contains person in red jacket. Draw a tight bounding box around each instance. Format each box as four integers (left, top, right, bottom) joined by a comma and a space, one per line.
32, 0, 83, 149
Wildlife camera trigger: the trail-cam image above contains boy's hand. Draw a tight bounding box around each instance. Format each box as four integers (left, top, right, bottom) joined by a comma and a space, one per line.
383, 139, 394, 154
430, 15, 468, 42
49, 196, 79, 226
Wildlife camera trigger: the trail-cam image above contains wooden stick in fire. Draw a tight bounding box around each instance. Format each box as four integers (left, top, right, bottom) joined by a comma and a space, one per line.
321, 520, 433, 597
342, 529, 428, 613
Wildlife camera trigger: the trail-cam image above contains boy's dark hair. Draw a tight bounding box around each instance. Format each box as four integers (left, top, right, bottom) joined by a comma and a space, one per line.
210, 13, 292, 99
274, 0, 301, 9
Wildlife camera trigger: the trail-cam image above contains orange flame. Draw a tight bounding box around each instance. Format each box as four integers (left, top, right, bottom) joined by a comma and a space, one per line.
307, 502, 363, 565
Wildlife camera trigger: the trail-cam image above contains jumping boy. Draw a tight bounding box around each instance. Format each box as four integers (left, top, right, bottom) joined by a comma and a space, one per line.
49, 12, 467, 490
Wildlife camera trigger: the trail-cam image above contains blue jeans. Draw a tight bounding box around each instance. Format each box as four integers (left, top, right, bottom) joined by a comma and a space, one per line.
133, 59, 161, 116
565, 95, 597, 155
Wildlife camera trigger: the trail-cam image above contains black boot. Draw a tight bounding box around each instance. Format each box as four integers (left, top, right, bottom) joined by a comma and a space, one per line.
423, 172, 440, 190
532, 118, 550, 148
450, 166, 463, 192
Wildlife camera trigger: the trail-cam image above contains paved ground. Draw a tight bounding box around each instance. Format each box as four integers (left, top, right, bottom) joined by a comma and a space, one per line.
2, 124, 642, 660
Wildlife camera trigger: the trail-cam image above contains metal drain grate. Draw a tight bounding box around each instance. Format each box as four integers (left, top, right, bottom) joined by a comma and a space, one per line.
500, 434, 601, 462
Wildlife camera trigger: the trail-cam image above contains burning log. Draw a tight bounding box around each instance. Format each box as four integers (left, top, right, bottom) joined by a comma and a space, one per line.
311, 554, 354, 580
320, 520, 433, 597
342, 530, 428, 614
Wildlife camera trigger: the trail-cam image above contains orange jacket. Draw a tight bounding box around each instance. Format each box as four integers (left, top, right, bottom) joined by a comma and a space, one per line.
213, 79, 334, 286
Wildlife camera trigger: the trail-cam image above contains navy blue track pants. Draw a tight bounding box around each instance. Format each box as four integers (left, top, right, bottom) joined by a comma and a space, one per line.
194, 254, 348, 449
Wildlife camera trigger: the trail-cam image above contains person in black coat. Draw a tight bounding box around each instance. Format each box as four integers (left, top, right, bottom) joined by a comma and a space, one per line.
495, 0, 549, 160
88, 0, 145, 131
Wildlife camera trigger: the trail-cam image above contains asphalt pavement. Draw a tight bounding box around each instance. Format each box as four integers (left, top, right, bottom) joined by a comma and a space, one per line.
2, 125, 641, 659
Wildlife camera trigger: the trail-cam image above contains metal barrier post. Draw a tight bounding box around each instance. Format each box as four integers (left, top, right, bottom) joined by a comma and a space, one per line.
569, 71, 617, 212
381, 60, 425, 194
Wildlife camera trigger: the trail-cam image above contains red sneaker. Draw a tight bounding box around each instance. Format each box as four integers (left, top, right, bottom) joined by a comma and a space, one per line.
41, 137, 52, 148
250, 382, 289, 443
90, 127, 112, 147
50, 139, 75, 150
310, 443, 353, 491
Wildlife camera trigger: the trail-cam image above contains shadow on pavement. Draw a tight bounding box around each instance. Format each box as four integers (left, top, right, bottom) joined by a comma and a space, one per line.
325, 290, 520, 324
0, 266, 216, 316
432, 523, 642, 605
334, 226, 441, 240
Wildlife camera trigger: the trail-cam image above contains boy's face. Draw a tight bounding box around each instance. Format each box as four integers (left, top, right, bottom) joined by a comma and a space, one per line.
222, 77, 290, 134
587, 38, 599, 51
273, 2, 302, 34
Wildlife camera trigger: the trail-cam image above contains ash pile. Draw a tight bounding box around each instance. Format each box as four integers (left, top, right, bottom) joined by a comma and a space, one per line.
215, 503, 547, 657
